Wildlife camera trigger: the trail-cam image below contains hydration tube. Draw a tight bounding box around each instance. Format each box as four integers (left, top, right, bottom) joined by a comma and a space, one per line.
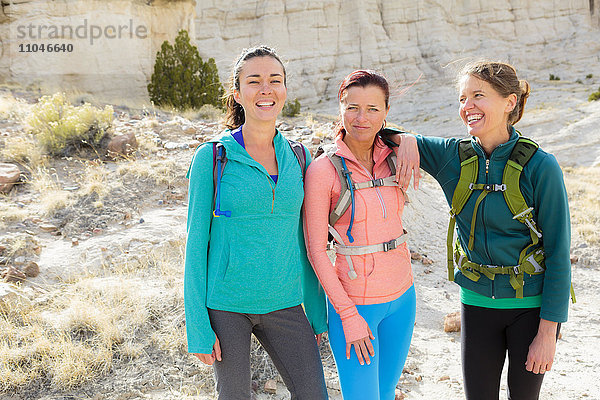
340, 156, 355, 243
213, 145, 231, 218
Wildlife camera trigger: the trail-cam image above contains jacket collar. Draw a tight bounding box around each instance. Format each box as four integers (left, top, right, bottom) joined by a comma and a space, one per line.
334, 135, 392, 167
217, 126, 285, 166
471, 126, 520, 160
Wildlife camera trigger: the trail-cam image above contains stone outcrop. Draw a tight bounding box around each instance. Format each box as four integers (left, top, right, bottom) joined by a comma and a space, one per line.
107, 132, 137, 158
0, 163, 21, 193
195, 0, 600, 107
0, 0, 195, 103
0, 0, 598, 106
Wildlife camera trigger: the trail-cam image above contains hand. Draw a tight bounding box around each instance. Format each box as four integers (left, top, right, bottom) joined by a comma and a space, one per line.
525, 319, 558, 374
346, 326, 375, 365
192, 336, 222, 365
316, 333, 323, 347
394, 134, 421, 190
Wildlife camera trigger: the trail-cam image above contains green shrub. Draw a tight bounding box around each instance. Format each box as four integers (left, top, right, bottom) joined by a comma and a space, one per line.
586, 74, 593, 79
576, 79, 583, 84
25, 93, 113, 156
549, 74, 560, 81
589, 86, 600, 102
282, 98, 301, 117
148, 30, 224, 110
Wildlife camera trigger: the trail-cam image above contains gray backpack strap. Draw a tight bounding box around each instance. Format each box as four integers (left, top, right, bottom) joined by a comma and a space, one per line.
287, 139, 307, 179
212, 142, 227, 213
320, 143, 353, 228
386, 152, 397, 176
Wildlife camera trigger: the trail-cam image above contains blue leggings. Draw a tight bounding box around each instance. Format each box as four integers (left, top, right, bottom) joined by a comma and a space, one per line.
327, 285, 416, 400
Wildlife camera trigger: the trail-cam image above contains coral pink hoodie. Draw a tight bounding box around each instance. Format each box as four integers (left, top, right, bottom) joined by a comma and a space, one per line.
304, 136, 413, 344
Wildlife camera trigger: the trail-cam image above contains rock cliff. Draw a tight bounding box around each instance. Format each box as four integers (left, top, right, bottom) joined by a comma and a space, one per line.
195, 0, 600, 108
0, 0, 598, 106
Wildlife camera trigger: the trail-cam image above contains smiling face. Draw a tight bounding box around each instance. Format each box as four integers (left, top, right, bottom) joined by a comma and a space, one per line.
340, 84, 389, 146
234, 56, 286, 126
459, 74, 516, 142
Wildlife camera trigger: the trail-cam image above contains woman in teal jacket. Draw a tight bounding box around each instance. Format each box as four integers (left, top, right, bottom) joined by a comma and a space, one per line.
184, 46, 328, 399
393, 61, 572, 400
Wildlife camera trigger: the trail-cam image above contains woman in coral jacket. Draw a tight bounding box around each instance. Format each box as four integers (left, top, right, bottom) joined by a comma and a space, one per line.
303, 70, 416, 400
184, 46, 328, 399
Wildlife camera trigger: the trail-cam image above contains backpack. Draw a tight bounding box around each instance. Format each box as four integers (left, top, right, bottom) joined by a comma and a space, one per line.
211, 139, 307, 218
315, 138, 408, 280
447, 136, 575, 301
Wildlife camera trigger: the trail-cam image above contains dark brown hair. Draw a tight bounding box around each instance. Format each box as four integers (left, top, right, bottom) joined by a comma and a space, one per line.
223, 46, 286, 130
459, 61, 530, 127
335, 70, 390, 138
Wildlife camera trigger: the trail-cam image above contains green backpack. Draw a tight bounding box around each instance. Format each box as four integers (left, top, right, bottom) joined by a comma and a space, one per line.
447, 136, 575, 301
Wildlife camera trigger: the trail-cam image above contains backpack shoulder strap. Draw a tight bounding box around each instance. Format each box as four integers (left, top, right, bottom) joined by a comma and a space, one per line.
451, 139, 479, 216
212, 142, 231, 217
503, 136, 538, 217
317, 144, 352, 227
385, 151, 397, 176
286, 139, 307, 179
327, 154, 352, 227
502, 136, 541, 240
446, 139, 479, 280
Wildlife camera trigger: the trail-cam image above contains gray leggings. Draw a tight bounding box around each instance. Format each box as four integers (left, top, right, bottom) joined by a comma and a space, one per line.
208, 305, 328, 400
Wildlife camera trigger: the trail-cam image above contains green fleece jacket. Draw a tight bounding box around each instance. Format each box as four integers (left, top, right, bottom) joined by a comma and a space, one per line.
416, 128, 571, 323
184, 130, 327, 354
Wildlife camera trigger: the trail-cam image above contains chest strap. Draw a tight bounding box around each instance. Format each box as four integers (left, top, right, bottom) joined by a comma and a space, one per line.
328, 226, 407, 280
335, 230, 408, 256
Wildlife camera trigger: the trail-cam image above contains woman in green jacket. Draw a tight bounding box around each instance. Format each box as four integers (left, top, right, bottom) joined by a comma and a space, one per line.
184, 46, 328, 399
393, 61, 572, 400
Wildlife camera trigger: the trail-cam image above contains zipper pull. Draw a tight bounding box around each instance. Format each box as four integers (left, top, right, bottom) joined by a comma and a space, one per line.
485, 159, 490, 174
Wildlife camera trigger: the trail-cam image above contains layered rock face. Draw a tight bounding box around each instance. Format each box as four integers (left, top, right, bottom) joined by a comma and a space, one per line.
195, 0, 600, 107
0, 0, 195, 103
0, 0, 598, 105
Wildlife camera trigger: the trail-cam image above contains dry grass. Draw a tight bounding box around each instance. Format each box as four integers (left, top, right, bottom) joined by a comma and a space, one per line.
78, 160, 113, 199
0, 203, 29, 230
0, 93, 30, 121
28, 167, 73, 215
0, 234, 190, 393
563, 166, 600, 245
0, 134, 46, 169
117, 158, 183, 186
194, 104, 224, 121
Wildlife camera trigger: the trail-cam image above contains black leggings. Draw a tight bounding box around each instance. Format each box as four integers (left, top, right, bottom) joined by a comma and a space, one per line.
461, 303, 560, 400
208, 305, 328, 400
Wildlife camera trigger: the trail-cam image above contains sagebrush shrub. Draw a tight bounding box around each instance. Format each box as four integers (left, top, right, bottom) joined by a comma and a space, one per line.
589, 86, 600, 102
26, 93, 113, 156
147, 30, 224, 110
282, 98, 301, 117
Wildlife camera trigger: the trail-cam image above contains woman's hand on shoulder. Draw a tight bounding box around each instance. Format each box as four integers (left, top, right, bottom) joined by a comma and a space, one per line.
192, 336, 222, 365
346, 325, 375, 365
394, 134, 421, 190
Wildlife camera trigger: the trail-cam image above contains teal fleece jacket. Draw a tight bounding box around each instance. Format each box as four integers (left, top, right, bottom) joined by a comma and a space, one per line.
416, 128, 571, 323
184, 130, 327, 354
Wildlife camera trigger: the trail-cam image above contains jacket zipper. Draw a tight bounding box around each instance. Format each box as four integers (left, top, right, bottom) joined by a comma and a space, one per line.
357, 162, 387, 219
482, 157, 492, 263
484, 158, 495, 298
266, 174, 275, 214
